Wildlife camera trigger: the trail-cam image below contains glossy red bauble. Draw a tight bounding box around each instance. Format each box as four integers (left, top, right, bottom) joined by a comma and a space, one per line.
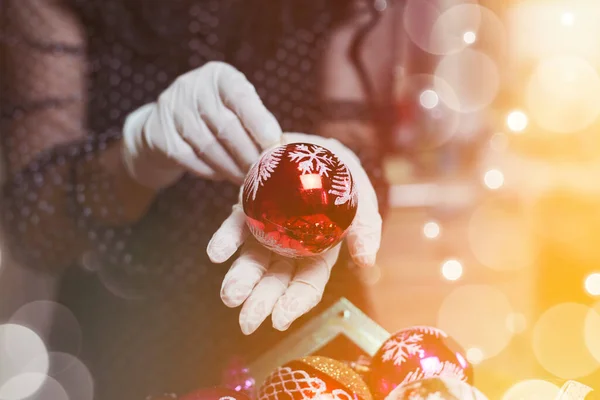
368, 326, 473, 399
258, 356, 372, 400
242, 143, 358, 258
180, 387, 251, 400
386, 377, 488, 400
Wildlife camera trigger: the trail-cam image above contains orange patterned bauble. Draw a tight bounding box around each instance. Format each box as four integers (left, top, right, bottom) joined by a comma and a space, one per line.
242, 143, 358, 258
258, 356, 372, 400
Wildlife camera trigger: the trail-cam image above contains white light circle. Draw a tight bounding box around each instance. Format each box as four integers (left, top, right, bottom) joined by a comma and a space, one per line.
0, 324, 49, 399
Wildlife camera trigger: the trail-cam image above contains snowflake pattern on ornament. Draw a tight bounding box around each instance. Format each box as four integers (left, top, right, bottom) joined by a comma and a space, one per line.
245, 146, 286, 201
410, 326, 448, 338
288, 144, 355, 207
258, 367, 354, 400
381, 333, 425, 366
288, 144, 335, 176
401, 361, 467, 386
247, 222, 303, 258
408, 393, 445, 400
328, 164, 356, 207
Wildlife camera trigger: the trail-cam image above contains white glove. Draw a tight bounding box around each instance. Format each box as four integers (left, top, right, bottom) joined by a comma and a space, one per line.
207, 133, 383, 335
121, 62, 282, 189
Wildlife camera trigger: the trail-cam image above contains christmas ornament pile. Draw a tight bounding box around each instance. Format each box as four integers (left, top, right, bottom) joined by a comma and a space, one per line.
242, 142, 358, 258
155, 325, 490, 400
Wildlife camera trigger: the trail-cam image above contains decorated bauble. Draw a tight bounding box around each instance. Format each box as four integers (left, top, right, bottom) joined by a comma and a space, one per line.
386, 377, 488, 400
180, 387, 251, 400
368, 326, 473, 399
242, 142, 358, 258
258, 356, 372, 400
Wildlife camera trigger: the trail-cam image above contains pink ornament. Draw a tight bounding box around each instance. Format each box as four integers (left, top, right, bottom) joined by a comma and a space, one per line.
368, 326, 473, 399
242, 143, 358, 258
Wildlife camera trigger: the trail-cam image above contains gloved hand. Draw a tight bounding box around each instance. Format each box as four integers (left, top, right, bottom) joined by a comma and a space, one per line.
207, 133, 382, 335
121, 62, 282, 189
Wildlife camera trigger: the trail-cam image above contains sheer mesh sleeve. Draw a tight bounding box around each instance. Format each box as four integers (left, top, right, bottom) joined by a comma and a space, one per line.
0, 0, 121, 271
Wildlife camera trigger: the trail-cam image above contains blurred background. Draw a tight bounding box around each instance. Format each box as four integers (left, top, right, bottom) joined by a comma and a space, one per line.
364, 0, 600, 397
1, 0, 600, 398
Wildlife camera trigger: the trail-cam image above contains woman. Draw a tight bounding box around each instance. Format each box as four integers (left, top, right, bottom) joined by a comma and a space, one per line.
0, 0, 395, 398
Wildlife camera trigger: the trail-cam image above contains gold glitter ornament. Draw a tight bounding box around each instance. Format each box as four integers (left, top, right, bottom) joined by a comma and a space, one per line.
258, 355, 373, 400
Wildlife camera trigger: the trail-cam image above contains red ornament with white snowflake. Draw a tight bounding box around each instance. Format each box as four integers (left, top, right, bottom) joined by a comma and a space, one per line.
367, 326, 473, 400
242, 142, 358, 258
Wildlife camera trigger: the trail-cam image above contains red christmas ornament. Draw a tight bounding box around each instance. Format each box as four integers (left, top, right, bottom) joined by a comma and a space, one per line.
242, 143, 358, 258
180, 387, 251, 400
258, 356, 372, 400
386, 377, 488, 400
368, 326, 473, 399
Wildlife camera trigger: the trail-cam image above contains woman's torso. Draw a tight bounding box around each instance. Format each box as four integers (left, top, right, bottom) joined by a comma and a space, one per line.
54, 1, 374, 398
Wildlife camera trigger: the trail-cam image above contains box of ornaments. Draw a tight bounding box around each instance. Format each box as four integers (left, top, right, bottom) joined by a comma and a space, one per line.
147, 299, 596, 400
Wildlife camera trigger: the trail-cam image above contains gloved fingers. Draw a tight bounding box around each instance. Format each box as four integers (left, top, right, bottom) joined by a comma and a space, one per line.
271, 245, 340, 331
202, 106, 261, 172
346, 202, 382, 269
178, 106, 245, 184
341, 147, 381, 268
220, 238, 271, 308
143, 101, 222, 183
207, 204, 249, 263
218, 73, 282, 150
238, 255, 295, 335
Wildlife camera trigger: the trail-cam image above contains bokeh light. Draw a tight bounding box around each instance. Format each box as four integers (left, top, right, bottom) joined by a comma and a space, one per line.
423, 220, 441, 239
561, 11, 575, 26
483, 169, 504, 190
584, 301, 600, 365
466, 347, 484, 365
435, 49, 500, 113
44, 352, 95, 400
505, 313, 528, 334
526, 56, 600, 133
403, 0, 481, 56
419, 89, 440, 109
0, 324, 49, 399
532, 303, 600, 379
394, 74, 461, 150
506, 110, 528, 132
468, 199, 534, 272
584, 273, 600, 296
10, 301, 82, 357
508, 0, 600, 64
437, 285, 513, 361
2, 375, 70, 400
502, 379, 561, 400
357, 264, 382, 286
463, 31, 477, 44
429, 4, 506, 57
441, 259, 463, 281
